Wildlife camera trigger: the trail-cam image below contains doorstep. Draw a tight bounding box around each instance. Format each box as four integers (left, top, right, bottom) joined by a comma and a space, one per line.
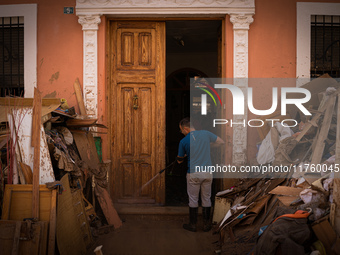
114, 204, 202, 221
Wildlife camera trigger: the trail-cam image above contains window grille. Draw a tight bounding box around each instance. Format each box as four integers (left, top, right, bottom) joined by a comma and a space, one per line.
0, 16, 24, 97
311, 15, 340, 78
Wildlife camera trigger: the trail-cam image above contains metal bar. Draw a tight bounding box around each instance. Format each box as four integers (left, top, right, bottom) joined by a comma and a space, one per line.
323, 15, 325, 75
331, 16, 333, 76
9, 17, 12, 93
314, 15, 317, 77
17, 16, 20, 92
2, 17, 4, 96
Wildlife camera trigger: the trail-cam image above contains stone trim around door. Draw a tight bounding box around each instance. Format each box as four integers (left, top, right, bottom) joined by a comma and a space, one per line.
78, 15, 101, 117
230, 13, 253, 165
76, 0, 255, 164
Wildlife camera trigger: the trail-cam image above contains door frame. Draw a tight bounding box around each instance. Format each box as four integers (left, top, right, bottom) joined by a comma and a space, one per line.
107, 18, 225, 204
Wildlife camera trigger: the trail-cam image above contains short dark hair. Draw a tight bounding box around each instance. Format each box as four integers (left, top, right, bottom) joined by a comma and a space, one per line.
179, 117, 190, 128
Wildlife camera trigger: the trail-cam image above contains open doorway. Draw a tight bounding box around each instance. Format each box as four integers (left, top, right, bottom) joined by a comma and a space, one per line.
165, 20, 222, 205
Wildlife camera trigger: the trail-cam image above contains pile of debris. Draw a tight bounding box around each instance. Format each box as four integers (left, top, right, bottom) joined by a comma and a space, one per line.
0, 79, 121, 255
214, 75, 340, 255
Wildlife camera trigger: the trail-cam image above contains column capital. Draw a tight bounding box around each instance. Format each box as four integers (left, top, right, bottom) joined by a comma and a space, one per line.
78, 14, 101, 30
230, 14, 254, 30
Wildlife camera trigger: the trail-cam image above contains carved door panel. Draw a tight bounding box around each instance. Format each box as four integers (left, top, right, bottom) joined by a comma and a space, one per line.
110, 21, 165, 204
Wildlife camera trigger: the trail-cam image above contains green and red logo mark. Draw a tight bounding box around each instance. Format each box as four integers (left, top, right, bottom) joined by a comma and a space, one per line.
195, 81, 222, 115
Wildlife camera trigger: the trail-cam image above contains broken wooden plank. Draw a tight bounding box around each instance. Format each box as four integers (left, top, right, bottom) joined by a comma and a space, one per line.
66, 118, 98, 127
294, 88, 340, 143
71, 189, 93, 249
11, 221, 21, 255
47, 190, 57, 255
310, 95, 336, 165
19, 163, 33, 184
32, 88, 42, 219
95, 185, 122, 229
0, 98, 60, 107
72, 131, 100, 170
0, 98, 60, 123
268, 186, 303, 197
334, 94, 340, 236
57, 174, 86, 255
330, 203, 336, 228
312, 218, 337, 255
73, 78, 87, 116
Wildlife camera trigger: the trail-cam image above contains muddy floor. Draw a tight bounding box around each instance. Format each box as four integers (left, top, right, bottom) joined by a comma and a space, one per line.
87, 217, 221, 255
87, 215, 256, 255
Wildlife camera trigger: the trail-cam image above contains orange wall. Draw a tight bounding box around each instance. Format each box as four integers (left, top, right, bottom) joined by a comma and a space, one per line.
0, 0, 83, 112
1, 0, 109, 158
2, 0, 340, 164
245, 0, 340, 161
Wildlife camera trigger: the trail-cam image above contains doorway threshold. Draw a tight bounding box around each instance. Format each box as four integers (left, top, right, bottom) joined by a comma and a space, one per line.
115, 204, 190, 216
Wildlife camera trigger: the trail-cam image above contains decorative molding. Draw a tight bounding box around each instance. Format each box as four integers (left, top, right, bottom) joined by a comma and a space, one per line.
78, 15, 101, 30
230, 13, 253, 30
230, 13, 253, 165
78, 15, 101, 117
76, 0, 254, 8
76, 0, 255, 15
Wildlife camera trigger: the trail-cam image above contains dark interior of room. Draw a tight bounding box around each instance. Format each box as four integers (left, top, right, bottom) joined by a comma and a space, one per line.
165, 20, 221, 205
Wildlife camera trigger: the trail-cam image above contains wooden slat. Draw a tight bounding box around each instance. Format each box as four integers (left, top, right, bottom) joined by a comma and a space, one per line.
295, 95, 329, 142
32, 88, 42, 219
0, 98, 60, 106
73, 78, 87, 115
19, 162, 33, 184
57, 174, 86, 255
95, 185, 122, 229
11, 221, 21, 255
333, 95, 340, 235
47, 190, 57, 255
310, 95, 336, 165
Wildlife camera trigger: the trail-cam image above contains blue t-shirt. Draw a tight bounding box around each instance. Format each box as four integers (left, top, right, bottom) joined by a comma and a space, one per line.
178, 130, 217, 173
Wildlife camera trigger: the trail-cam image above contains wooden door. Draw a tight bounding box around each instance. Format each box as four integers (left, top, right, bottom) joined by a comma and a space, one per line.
110, 21, 165, 204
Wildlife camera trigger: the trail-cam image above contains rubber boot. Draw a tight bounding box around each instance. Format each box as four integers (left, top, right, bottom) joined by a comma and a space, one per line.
202, 207, 212, 232
183, 207, 198, 232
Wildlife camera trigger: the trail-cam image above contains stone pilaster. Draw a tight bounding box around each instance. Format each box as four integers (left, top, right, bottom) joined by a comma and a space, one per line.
78, 15, 101, 117
230, 14, 253, 165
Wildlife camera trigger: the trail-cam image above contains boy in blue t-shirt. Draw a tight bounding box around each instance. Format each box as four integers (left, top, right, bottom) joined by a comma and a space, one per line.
177, 117, 224, 232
